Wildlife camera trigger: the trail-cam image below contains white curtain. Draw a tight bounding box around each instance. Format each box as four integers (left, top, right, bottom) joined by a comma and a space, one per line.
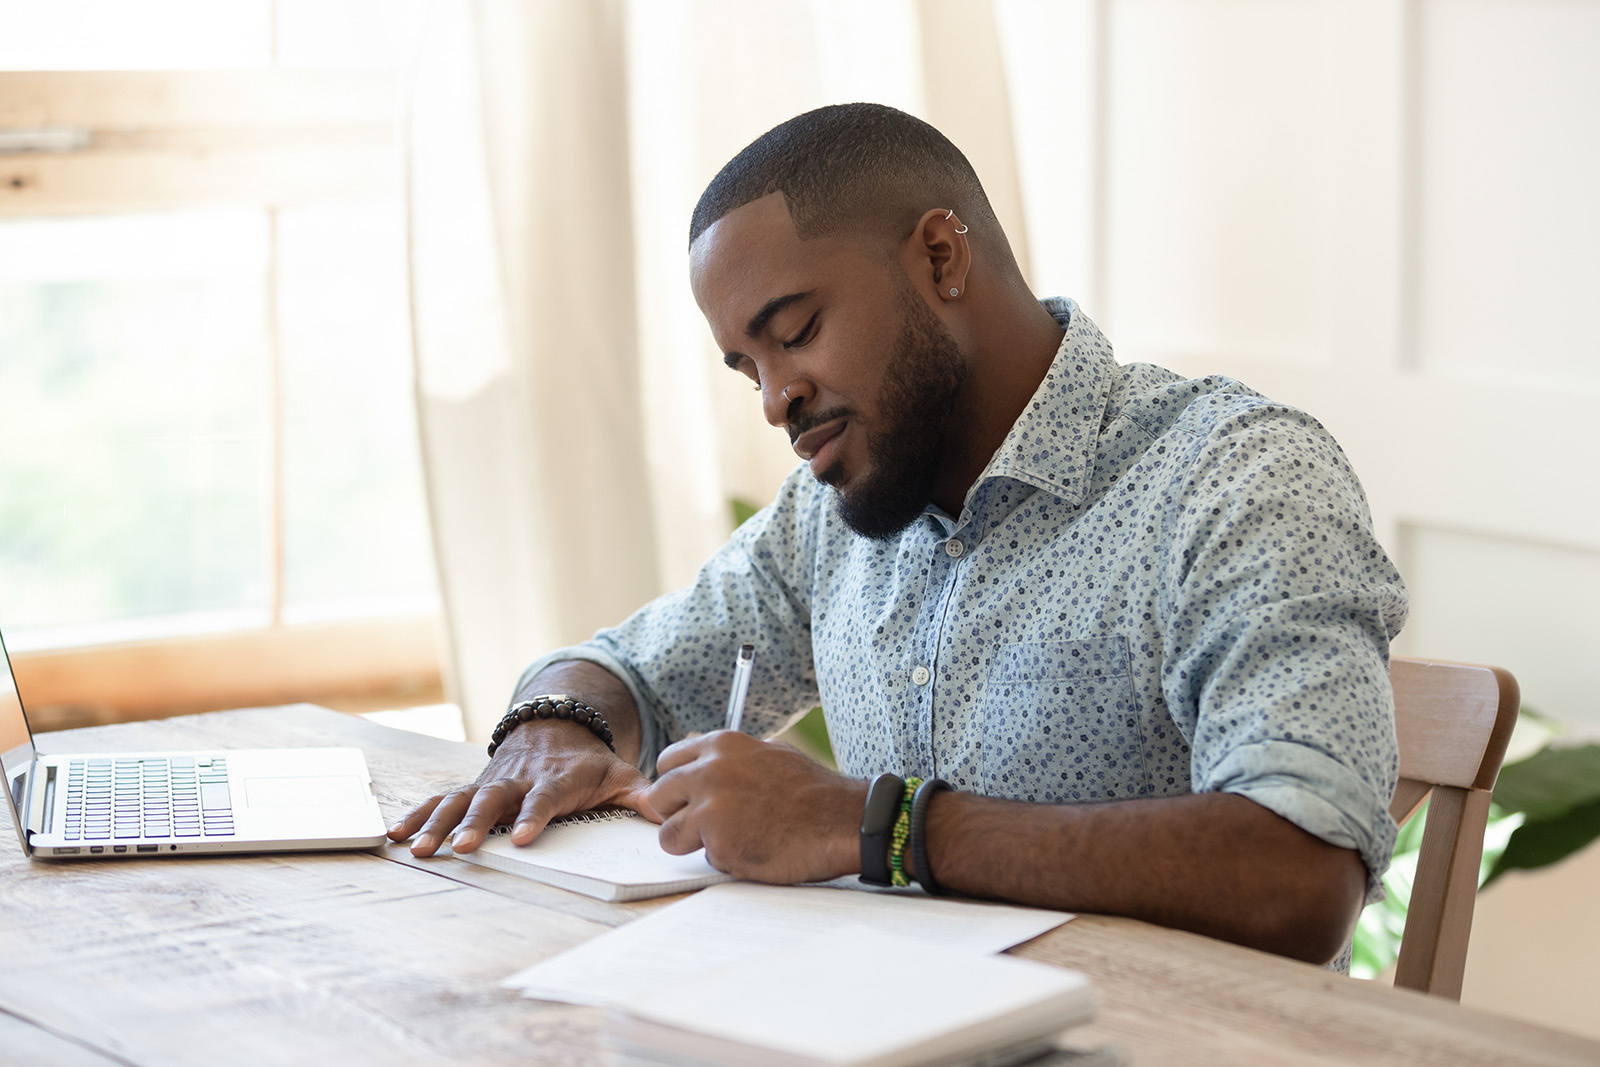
408, 0, 1033, 740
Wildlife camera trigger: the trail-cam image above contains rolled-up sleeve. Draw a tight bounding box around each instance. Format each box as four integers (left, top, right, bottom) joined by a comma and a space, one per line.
1158, 402, 1407, 902
514, 466, 826, 777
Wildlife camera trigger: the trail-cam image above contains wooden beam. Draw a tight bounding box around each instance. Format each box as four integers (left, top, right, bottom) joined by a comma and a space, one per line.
0, 69, 399, 216
11, 615, 444, 730
0, 70, 398, 129
0, 144, 396, 216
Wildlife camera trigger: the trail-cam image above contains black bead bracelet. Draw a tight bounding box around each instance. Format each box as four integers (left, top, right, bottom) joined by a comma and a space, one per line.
486, 695, 616, 757
910, 777, 952, 896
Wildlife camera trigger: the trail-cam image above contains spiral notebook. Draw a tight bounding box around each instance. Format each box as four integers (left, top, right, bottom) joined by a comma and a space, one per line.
447, 808, 734, 901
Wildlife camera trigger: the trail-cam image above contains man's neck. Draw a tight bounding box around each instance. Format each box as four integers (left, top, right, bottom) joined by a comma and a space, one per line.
929, 294, 1066, 516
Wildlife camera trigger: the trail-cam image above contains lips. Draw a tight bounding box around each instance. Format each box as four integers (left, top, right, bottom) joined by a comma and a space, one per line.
791, 419, 846, 475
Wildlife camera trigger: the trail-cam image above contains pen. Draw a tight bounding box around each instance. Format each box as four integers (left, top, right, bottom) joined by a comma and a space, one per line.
724, 644, 755, 733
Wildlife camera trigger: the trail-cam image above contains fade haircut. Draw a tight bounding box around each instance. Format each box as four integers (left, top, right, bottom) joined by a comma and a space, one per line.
688, 103, 1001, 252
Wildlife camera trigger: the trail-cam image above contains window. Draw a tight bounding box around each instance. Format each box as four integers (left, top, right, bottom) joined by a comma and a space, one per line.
0, 3, 440, 728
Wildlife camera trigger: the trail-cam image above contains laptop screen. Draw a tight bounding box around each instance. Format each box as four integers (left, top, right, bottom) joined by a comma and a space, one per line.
0, 630, 38, 843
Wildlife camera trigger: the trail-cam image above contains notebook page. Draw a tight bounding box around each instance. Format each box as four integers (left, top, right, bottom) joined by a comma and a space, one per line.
473, 809, 721, 886
503, 880, 1073, 1008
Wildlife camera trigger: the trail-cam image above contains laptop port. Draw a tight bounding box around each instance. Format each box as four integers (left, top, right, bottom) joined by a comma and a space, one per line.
89, 846, 104, 854
56, 847, 80, 854
112, 845, 127, 853
135, 844, 158, 853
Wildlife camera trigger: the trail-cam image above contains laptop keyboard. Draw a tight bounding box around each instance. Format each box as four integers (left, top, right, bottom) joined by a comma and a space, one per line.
61, 756, 234, 841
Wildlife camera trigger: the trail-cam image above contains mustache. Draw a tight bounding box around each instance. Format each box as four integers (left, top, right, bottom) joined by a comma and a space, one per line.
786, 406, 852, 448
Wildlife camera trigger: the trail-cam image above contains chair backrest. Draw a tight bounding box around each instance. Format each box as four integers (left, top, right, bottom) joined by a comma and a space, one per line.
1387, 657, 1520, 999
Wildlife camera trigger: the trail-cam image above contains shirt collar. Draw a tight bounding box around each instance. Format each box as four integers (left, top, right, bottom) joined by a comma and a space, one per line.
968, 297, 1116, 509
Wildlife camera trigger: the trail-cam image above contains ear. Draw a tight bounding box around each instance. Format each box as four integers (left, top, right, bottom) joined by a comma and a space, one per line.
904, 208, 972, 303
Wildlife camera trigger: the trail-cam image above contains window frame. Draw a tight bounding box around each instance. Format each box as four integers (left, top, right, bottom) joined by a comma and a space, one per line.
1, 69, 443, 727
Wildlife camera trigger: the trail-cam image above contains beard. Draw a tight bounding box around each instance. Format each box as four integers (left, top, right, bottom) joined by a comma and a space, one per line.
816, 285, 969, 540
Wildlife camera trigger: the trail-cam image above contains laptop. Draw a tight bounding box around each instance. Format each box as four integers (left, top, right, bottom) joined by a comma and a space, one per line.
0, 627, 389, 860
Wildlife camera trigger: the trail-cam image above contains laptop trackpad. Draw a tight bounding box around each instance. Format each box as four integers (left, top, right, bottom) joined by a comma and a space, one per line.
244, 775, 364, 809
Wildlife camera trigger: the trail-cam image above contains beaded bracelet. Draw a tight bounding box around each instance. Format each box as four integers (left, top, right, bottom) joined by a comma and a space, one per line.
910, 777, 952, 896
486, 695, 615, 757
887, 776, 923, 887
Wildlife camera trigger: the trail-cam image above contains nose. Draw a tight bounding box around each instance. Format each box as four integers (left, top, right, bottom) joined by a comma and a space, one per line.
762, 373, 812, 428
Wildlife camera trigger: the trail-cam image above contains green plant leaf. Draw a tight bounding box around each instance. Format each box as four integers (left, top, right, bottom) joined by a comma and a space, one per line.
788, 706, 834, 766
1492, 743, 1600, 820
730, 497, 762, 530
1482, 793, 1600, 888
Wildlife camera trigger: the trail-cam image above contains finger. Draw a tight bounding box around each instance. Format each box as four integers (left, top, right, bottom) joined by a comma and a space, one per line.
616, 778, 663, 823
509, 785, 569, 846
450, 780, 525, 853
412, 788, 477, 856
655, 734, 710, 775
645, 768, 692, 821
656, 809, 708, 858
389, 795, 443, 840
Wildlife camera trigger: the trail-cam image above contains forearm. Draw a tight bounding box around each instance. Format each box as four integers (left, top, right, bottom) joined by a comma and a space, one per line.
912, 791, 1367, 964
510, 660, 645, 766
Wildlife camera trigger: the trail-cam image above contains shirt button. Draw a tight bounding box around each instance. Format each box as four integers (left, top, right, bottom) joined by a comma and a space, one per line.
911, 665, 931, 686
945, 539, 965, 558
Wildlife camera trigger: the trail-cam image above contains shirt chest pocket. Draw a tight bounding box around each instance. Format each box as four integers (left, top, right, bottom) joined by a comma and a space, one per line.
980, 636, 1149, 803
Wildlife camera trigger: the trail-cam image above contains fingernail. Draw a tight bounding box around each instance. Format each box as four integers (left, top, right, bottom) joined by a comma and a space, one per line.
412, 833, 433, 853
389, 821, 405, 835
453, 829, 478, 850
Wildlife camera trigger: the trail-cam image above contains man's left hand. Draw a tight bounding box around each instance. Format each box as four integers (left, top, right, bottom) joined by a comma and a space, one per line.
649, 731, 867, 884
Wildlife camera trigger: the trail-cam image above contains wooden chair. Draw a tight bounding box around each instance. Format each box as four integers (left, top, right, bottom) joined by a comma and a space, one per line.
1387, 657, 1520, 999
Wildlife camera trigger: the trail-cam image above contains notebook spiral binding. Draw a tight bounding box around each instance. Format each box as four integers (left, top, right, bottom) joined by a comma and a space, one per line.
487, 808, 638, 836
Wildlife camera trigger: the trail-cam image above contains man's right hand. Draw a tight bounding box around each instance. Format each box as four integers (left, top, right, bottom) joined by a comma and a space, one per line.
386, 661, 656, 856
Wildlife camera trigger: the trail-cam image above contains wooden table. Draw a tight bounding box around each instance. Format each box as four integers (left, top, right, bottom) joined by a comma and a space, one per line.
3, 706, 1595, 1067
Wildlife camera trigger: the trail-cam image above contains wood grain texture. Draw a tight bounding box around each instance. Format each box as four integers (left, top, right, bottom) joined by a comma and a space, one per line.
1016, 914, 1600, 1067
12, 618, 442, 729
1390, 777, 1433, 825
1390, 658, 1520, 791
1386, 657, 1521, 999
1394, 785, 1494, 999
4, 706, 1595, 1067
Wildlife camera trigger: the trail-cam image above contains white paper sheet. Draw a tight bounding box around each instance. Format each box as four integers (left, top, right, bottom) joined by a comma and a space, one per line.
503, 880, 1074, 1009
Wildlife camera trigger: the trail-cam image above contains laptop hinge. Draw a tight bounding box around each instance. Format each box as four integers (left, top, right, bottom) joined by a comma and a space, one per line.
26, 759, 50, 836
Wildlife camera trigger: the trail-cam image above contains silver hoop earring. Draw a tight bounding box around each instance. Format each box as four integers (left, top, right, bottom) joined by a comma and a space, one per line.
943, 209, 968, 235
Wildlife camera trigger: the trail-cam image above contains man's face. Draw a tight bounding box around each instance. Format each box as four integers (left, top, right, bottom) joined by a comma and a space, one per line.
690, 194, 969, 539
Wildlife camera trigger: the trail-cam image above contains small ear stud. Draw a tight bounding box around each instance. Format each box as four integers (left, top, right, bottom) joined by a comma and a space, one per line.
949, 287, 959, 297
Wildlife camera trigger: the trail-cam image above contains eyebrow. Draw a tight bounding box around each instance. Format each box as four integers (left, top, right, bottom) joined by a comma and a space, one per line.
723, 290, 815, 370
745, 291, 813, 339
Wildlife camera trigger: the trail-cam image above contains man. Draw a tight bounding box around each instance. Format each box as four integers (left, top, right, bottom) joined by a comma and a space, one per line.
392, 103, 1405, 968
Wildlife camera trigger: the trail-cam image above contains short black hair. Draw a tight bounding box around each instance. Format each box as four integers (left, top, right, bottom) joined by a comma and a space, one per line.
688, 103, 999, 251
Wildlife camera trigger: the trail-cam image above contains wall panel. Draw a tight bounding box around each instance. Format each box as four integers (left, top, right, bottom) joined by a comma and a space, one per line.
1414, 0, 1600, 388
1102, 0, 1343, 366
1396, 523, 1600, 729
